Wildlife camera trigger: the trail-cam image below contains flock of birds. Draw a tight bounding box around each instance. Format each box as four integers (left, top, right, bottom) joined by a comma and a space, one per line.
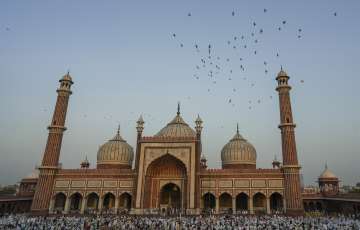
170, 9, 338, 111
29, 8, 339, 128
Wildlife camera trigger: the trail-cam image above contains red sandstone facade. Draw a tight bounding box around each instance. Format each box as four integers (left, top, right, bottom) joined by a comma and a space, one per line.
11, 70, 304, 215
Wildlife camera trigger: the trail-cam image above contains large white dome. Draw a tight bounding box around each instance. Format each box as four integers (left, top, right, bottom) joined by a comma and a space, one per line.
97, 127, 134, 169
221, 126, 257, 169
155, 109, 196, 138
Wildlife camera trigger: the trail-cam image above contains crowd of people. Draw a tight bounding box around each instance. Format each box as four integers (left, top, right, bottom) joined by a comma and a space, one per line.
0, 214, 360, 230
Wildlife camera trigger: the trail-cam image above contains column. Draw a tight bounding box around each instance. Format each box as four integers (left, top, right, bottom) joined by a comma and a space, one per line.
232, 197, 236, 214
80, 197, 87, 214
249, 196, 254, 214
283, 197, 286, 213
64, 197, 70, 214
115, 196, 119, 214
215, 197, 219, 214
98, 197, 103, 213
48, 198, 55, 214
266, 197, 271, 214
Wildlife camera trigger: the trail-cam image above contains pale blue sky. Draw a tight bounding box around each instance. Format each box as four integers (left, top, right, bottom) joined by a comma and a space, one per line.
0, 0, 359, 186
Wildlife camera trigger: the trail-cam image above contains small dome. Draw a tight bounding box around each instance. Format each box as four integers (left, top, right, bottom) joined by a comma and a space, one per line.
319, 164, 337, 179
155, 105, 196, 138
60, 72, 73, 82
97, 127, 134, 169
221, 125, 257, 169
24, 169, 39, 180
277, 67, 288, 78
80, 156, 90, 168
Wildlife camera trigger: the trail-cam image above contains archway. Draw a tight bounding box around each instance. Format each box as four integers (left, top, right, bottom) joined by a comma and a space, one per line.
159, 183, 181, 209
103, 193, 116, 210
219, 193, 232, 213
309, 202, 315, 211
253, 192, 266, 214
69, 193, 82, 212
202, 193, 216, 212
86, 193, 99, 211
236, 193, 249, 212
316, 202, 322, 211
144, 154, 187, 209
304, 202, 309, 212
54, 193, 66, 212
270, 192, 283, 212
119, 193, 132, 210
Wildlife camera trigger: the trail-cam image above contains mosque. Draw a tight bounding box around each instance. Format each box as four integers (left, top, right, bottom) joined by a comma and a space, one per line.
1, 69, 358, 216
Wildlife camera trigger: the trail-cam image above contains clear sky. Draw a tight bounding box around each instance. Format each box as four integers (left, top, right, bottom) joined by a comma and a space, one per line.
0, 0, 359, 186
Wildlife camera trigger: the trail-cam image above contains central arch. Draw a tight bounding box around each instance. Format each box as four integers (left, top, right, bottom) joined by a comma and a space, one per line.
143, 154, 187, 210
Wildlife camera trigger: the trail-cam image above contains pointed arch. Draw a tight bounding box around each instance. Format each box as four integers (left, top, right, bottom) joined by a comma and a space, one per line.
103, 192, 116, 210
202, 192, 216, 211
219, 192, 232, 213
236, 192, 249, 211
69, 192, 82, 212
143, 154, 187, 209
86, 192, 99, 210
54, 192, 66, 211
119, 192, 132, 211
253, 192, 266, 214
270, 192, 283, 212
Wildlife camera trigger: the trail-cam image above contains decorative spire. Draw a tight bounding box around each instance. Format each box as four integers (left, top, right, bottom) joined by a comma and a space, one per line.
137, 114, 144, 123
236, 123, 239, 134
325, 162, 328, 170
195, 114, 203, 133
111, 125, 125, 141
281, 65, 283, 71
80, 155, 90, 169
177, 102, 181, 116
136, 114, 145, 134
117, 124, 120, 135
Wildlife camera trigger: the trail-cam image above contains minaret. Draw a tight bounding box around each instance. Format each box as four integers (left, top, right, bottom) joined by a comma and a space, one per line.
132, 114, 144, 209
31, 72, 73, 214
276, 68, 303, 215
134, 115, 144, 171
194, 113, 203, 212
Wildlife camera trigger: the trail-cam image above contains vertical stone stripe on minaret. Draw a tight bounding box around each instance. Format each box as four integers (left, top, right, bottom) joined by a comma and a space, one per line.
31, 73, 73, 214
276, 69, 303, 215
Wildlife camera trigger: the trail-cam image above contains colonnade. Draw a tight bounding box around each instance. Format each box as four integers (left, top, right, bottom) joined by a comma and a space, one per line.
49, 192, 132, 214
203, 192, 285, 215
